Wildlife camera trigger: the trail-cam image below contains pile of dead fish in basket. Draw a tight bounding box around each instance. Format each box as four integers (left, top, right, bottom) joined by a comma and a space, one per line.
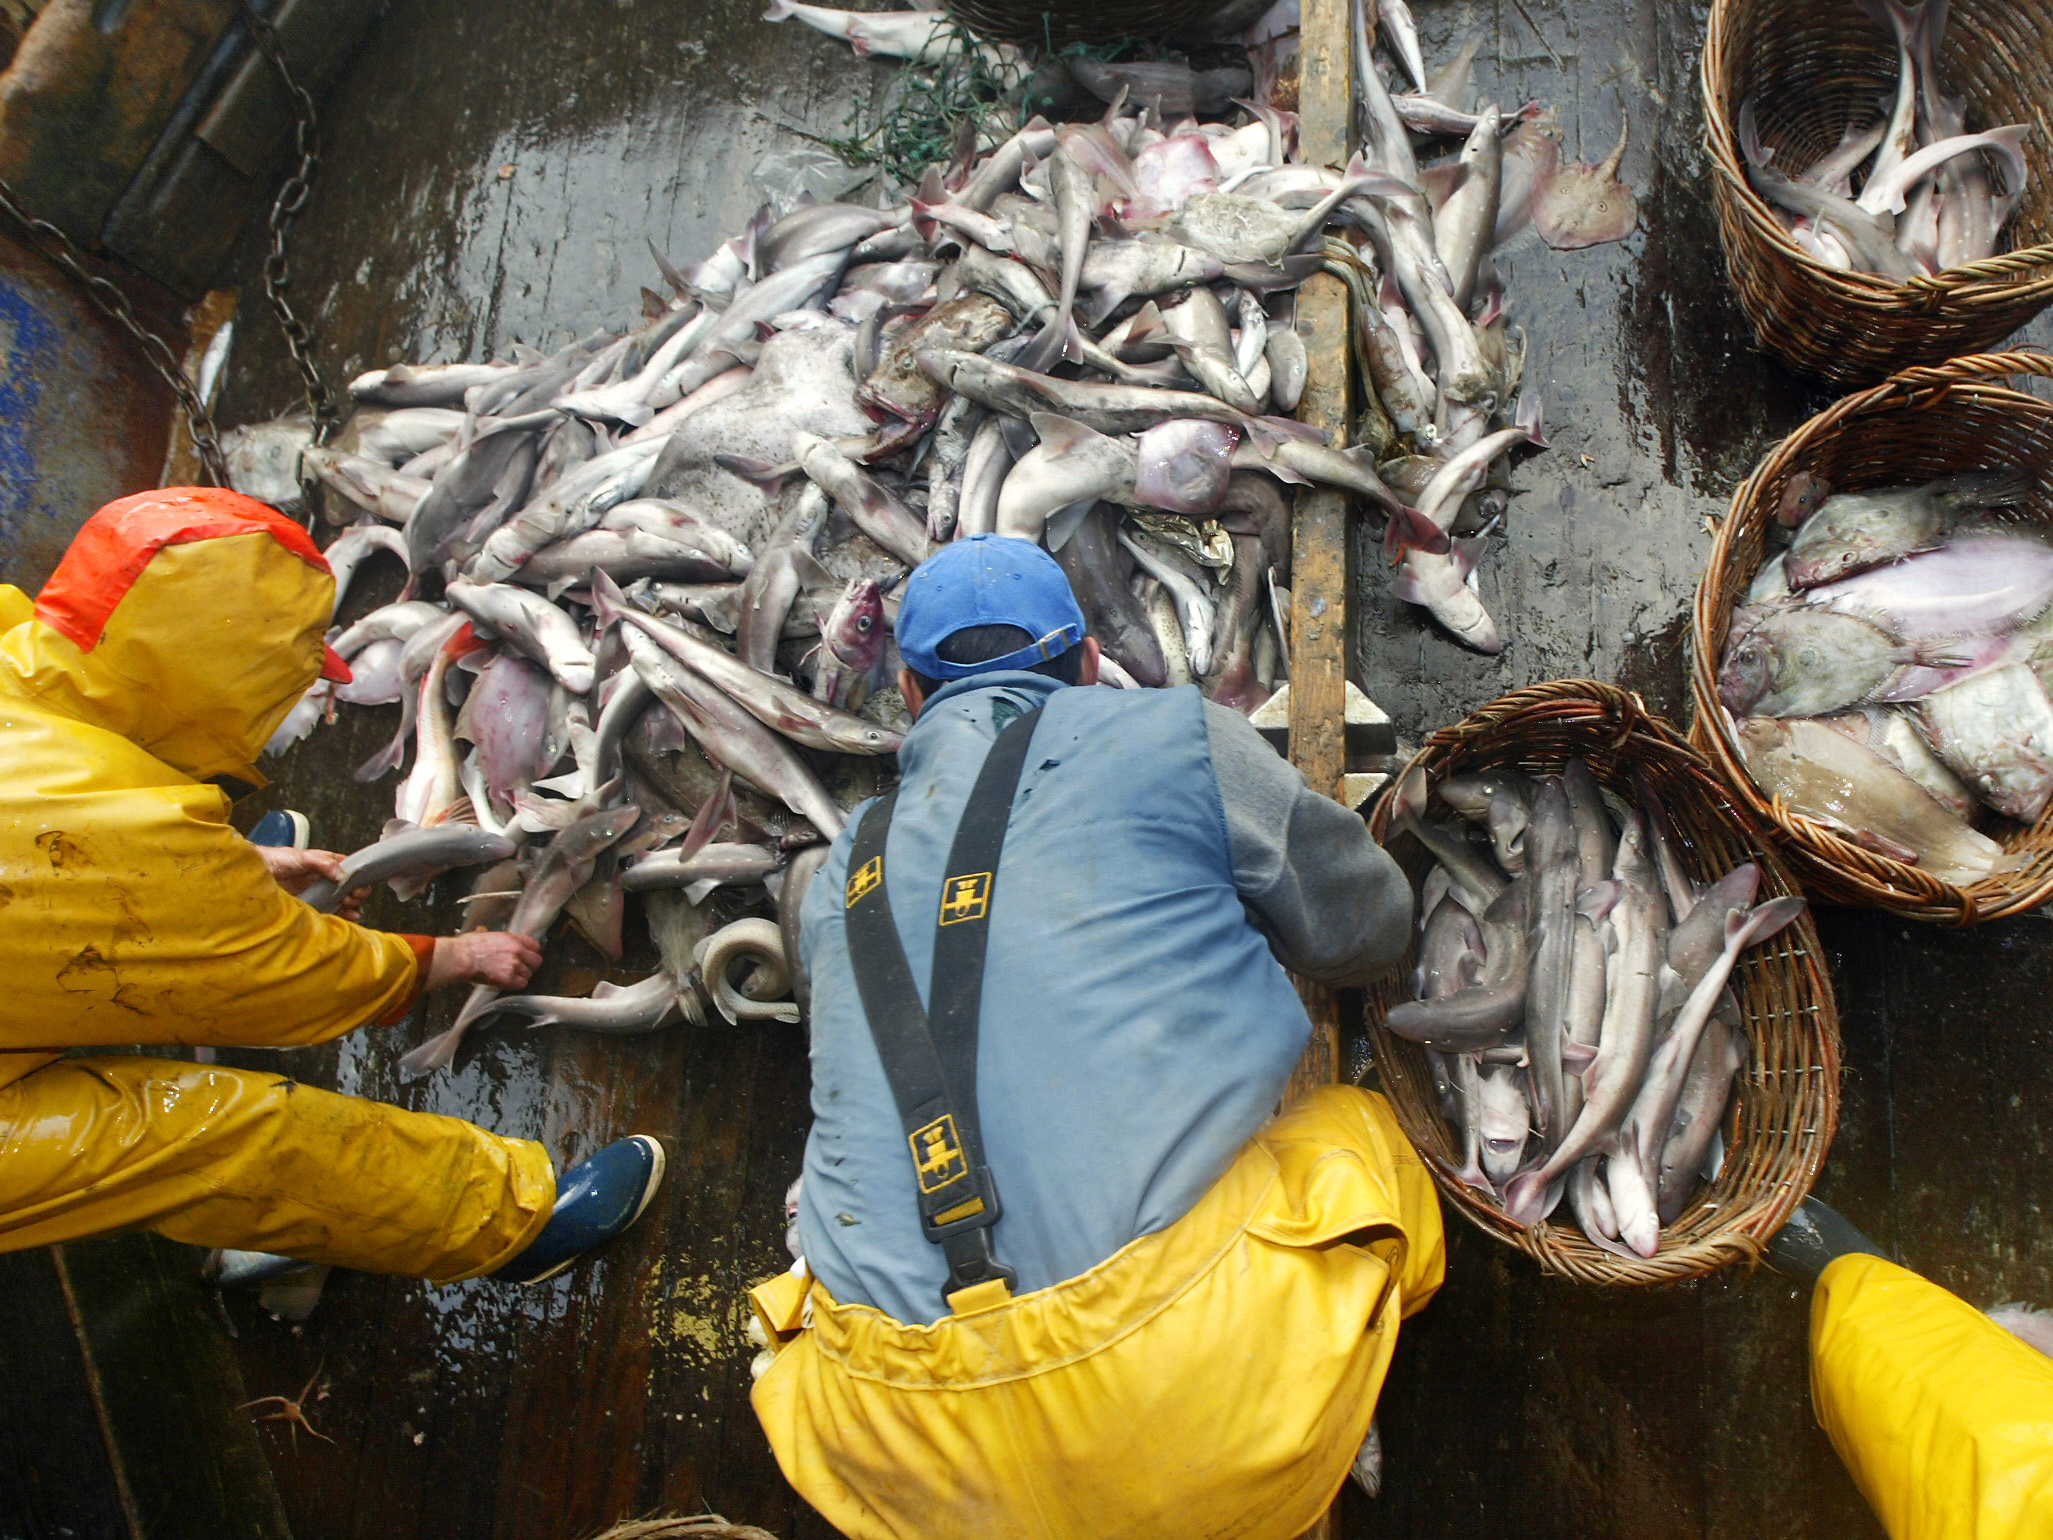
1737, 0, 2035, 279
222, 2, 1637, 1073
1385, 763, 1804, 1258
1718, 468, 2053, 884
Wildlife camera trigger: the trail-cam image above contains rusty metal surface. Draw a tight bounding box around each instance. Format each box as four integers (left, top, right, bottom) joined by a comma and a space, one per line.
0, 0, 237, 246
0, 0, 2043, 1529
0, 232, 176, 593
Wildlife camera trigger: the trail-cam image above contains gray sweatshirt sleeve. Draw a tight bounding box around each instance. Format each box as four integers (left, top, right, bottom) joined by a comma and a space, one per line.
1203, 700, 1414, 988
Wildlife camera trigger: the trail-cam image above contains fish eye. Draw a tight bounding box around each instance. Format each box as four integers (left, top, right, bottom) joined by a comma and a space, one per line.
1840, 552, 1855, 566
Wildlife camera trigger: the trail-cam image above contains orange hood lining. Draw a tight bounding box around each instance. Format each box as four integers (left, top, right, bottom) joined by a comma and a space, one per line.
35, 488, 330, 654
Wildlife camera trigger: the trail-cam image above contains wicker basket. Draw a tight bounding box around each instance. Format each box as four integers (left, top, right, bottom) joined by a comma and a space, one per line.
1701, 0, 2053, 384
946, 0, 1221, 45
1689, 349, 2053, 924
1365, 681, 1840, 1285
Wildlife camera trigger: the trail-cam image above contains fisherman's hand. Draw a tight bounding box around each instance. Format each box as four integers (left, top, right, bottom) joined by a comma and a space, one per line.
255, 846, 371, 920
428, 930, 544, 991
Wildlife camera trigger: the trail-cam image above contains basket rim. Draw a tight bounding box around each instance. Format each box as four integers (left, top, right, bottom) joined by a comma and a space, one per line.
1696, 0, 2053, 310
1364, 679, 1841, 1286
1685, 348, 2053, 925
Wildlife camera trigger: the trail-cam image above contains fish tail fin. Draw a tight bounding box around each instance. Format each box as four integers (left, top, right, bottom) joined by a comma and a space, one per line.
1015, 311, 1070, 375
589, 568, 633, 631
353, 725, 409, 782
761, 0, 796, 18
395, 1022, 465, 1080
1382, 504, 1450, 562
1731, 894, 1807, 950
1736, 95, 1772, 170
1500, 1166, 1554, 1226
1393, 763, 1432, 822
1943, 465, 2033, 511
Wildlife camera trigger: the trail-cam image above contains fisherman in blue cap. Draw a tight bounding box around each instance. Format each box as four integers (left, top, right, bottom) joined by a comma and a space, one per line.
748, 535, 1437, 1540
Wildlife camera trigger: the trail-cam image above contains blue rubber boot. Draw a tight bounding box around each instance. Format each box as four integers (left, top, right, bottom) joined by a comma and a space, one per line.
495, 1136, 667, 1284
1764, 1196, 1885, 1287
249, 809, 310, 848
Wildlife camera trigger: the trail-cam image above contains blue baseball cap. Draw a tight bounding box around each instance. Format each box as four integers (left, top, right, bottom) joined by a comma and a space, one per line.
896, 534, 1087, 681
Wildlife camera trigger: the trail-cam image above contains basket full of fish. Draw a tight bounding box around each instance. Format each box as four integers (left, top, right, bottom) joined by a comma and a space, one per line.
1690, 349, 2053, 924
1366, 681, 1839, 1285
1701, 0, 2053, 384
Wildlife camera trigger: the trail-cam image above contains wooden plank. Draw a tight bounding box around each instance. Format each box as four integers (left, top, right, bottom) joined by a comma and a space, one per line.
1287, 2, 1352, 1537
0, 1249, 133, 1540
53, 1233, 295, 1540
1283, 0, 1352, 1103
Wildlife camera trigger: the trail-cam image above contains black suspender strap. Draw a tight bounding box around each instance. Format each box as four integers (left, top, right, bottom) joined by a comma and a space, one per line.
841, 706, 1043, 1305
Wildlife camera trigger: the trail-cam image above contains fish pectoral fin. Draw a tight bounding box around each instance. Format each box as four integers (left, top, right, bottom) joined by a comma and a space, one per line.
1563, 1040, 1598, 1072
1389, 565, 1433, 606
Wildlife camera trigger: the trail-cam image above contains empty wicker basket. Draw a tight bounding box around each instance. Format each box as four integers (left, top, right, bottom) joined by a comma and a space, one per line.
1689, 349, 2053, 924
1701, 0, 2053, 384
1365, 680, 1840, 1285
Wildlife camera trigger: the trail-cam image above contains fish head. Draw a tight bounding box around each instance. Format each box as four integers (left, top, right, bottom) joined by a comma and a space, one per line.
1774, 471, 1830, 529
1476, 1072, 1530, 1185
824, 578, 887, 668
1785, 496, 1925, 587
1715, 624, 1779, 715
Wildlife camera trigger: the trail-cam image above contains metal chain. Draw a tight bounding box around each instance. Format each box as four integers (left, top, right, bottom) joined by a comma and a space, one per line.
0, 177, 231, 486
234, 0, 341, 452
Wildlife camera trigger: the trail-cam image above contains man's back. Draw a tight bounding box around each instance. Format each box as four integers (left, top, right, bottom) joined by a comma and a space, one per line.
798, 673, 1335, 1324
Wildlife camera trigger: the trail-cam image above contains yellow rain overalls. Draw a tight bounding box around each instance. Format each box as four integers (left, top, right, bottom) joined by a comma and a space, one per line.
1812, 1254, 2053, 1539
750, 1083, 1445, 1540
0, 488, 552, 1281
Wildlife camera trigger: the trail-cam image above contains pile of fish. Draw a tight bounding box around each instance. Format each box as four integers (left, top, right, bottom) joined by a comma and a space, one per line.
765, 0, 1643, 653
1738, 0, 2033, 279
1384, 762, 1805, 1258
1718, 468, 2052, 885
217, 2, 1643, 1071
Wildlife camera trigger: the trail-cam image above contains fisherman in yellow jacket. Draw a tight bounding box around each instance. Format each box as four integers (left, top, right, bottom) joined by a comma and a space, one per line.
1767, 1197, 2053, 1540
0, 487, 663, 1286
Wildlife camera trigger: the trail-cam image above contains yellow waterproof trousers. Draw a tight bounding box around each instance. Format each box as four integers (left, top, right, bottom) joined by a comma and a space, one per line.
1813, 1254, 2053, 1540
0, 1056, 554, 1282
750, 1085, 1445, 1540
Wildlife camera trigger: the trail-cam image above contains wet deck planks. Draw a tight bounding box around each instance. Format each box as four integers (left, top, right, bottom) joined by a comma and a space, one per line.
176, 0, 2053, 1534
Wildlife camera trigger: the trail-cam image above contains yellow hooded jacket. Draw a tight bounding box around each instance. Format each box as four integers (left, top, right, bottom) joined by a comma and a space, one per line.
0, 488, 425, 1087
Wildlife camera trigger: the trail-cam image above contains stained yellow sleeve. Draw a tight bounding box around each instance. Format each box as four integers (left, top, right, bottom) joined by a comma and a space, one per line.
1812, 1254, 2053, 1540
0, 781, 420, 1055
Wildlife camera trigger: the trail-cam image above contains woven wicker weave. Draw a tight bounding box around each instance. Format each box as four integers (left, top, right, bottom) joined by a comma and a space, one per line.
1365, 681, 1840, 1285
946, 0, 1220, 45
1689, 349, 2053, 924
1701, 0, 2053, 384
